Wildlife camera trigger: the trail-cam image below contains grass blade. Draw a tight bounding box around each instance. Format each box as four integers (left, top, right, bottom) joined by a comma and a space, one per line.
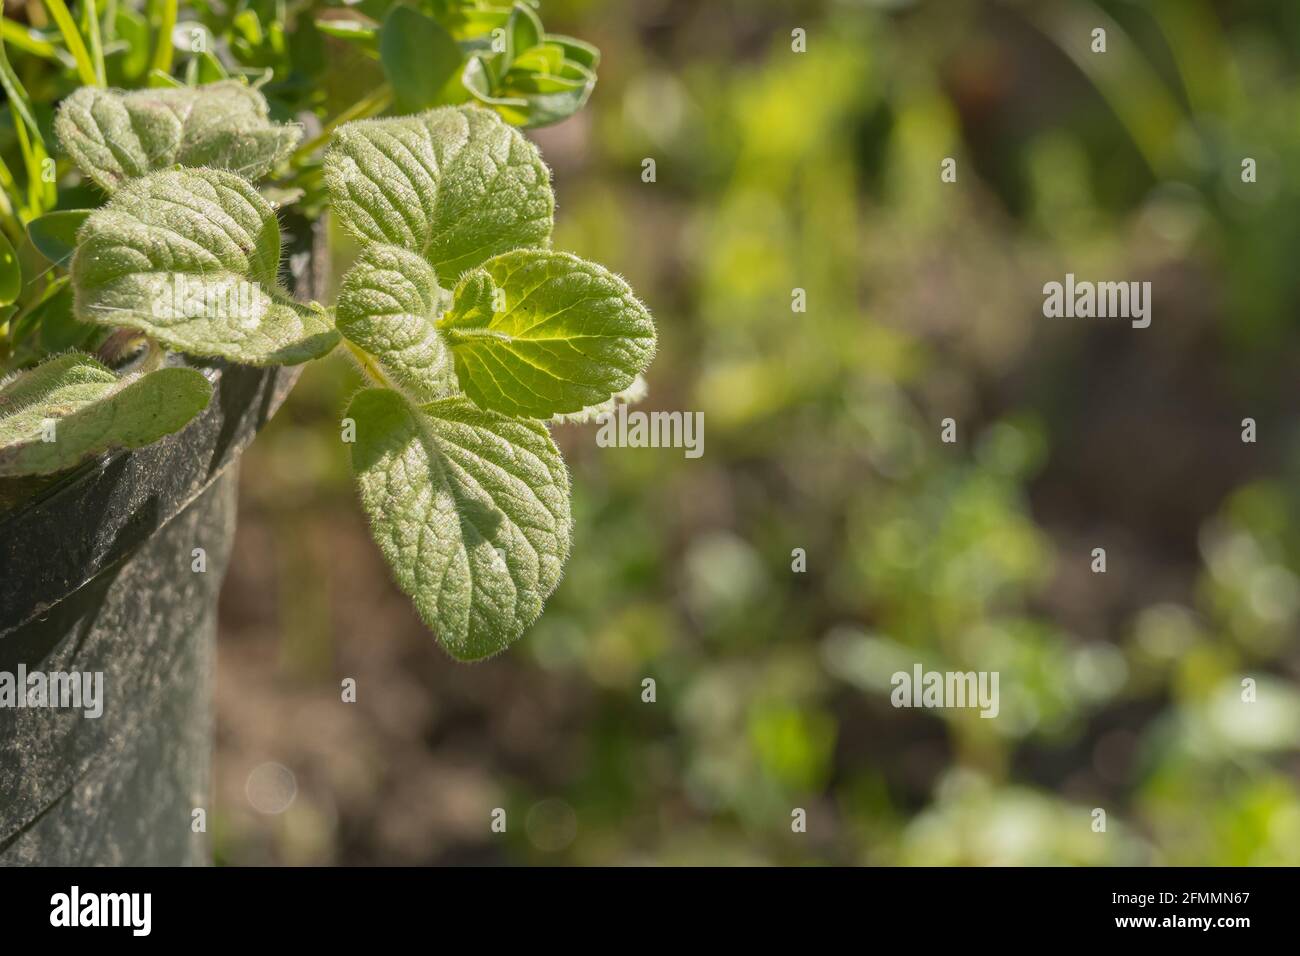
40, 0, 98, 86
80, 0, 107, 85
150, 0, 176, 76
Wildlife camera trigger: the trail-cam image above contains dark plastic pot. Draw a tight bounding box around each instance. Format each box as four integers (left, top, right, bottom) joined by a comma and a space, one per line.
0, 214, 326, 866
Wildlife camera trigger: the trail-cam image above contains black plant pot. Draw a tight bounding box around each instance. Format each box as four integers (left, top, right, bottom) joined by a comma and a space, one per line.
0, 214, 326, 866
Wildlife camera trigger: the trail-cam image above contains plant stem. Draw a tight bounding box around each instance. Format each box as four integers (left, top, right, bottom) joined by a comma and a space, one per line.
81, 0, 107, 85
344, 338, 394, 389
290, 85, 394, 165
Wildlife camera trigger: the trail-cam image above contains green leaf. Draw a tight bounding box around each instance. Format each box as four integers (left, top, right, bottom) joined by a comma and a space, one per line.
348, 388, 571, 660
546, 34, 600, 71
551, 373, 647, 425
7, 275, 69, 344
146, 68, 184, 89
512, 43, 566, 76
379, 5, 461, 111
54, 81, 302, 192
314, 17, 379, 56
232, 9, 264, 45
336, 243, 456, 401
438, 250, 655, 418
71, 167, 339, 365
27, 209, 92, 265
323, 105, 553, 285
461, 54, 523, 109
0, 20, 71, 67
506, 65, 595, 127
35, 281, 96, 352
0, 230, 19, 305
434, 2, 511, 40
504, 2, 543, 64
462, 53, 595, 128
0, 28, 43, 145
194, 49, 228, 84
458, 15, 601, 131
0, 352, 212, 476
113, 9, 151, 80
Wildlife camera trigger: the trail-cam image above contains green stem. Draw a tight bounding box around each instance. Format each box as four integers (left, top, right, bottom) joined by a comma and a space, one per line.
102, 0, 118, 41
439, 325, 511, 344
81, 0, 107, 85
344, 339, 393, 389
291, 85, 394, 165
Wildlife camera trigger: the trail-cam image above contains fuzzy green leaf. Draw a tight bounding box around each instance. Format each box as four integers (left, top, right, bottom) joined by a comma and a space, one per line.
323, 105, 553, 285
437, 250, 655, 418
348, 388, 571, 661
71, 167, 339, 365
0, 352, 211, 476
54, 81, 302, 192
336, 243, 456, 401
551, 373, 647, 425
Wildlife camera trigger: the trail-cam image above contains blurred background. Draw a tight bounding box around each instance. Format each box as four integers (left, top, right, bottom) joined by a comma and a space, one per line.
214, 0, 1300, 865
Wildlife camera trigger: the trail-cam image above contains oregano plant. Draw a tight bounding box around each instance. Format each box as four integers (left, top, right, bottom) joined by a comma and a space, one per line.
53, 81, 303, 192
325, 106, 654, 659
0, 68, 655, 660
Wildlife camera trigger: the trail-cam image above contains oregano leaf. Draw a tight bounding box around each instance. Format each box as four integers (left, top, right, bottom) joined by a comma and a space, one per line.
71, 167, 339, 365
459, 15, 600, 130
323, 105, 553, 285
335, 243, 456, 401
379, 5, 461, 112
0, 352, 212, 476
463, 55, 596, 129
437, 249, 655, 418
347, 388, 571, 661
547, 35, 601, 71
504, 3, 544, 65
551, 373, 647, 425
54, 81, 302, 192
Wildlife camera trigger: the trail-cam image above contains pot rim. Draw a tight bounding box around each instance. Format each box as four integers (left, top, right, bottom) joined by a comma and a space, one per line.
0, 212, 327, 639
0, 360, 301, 639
